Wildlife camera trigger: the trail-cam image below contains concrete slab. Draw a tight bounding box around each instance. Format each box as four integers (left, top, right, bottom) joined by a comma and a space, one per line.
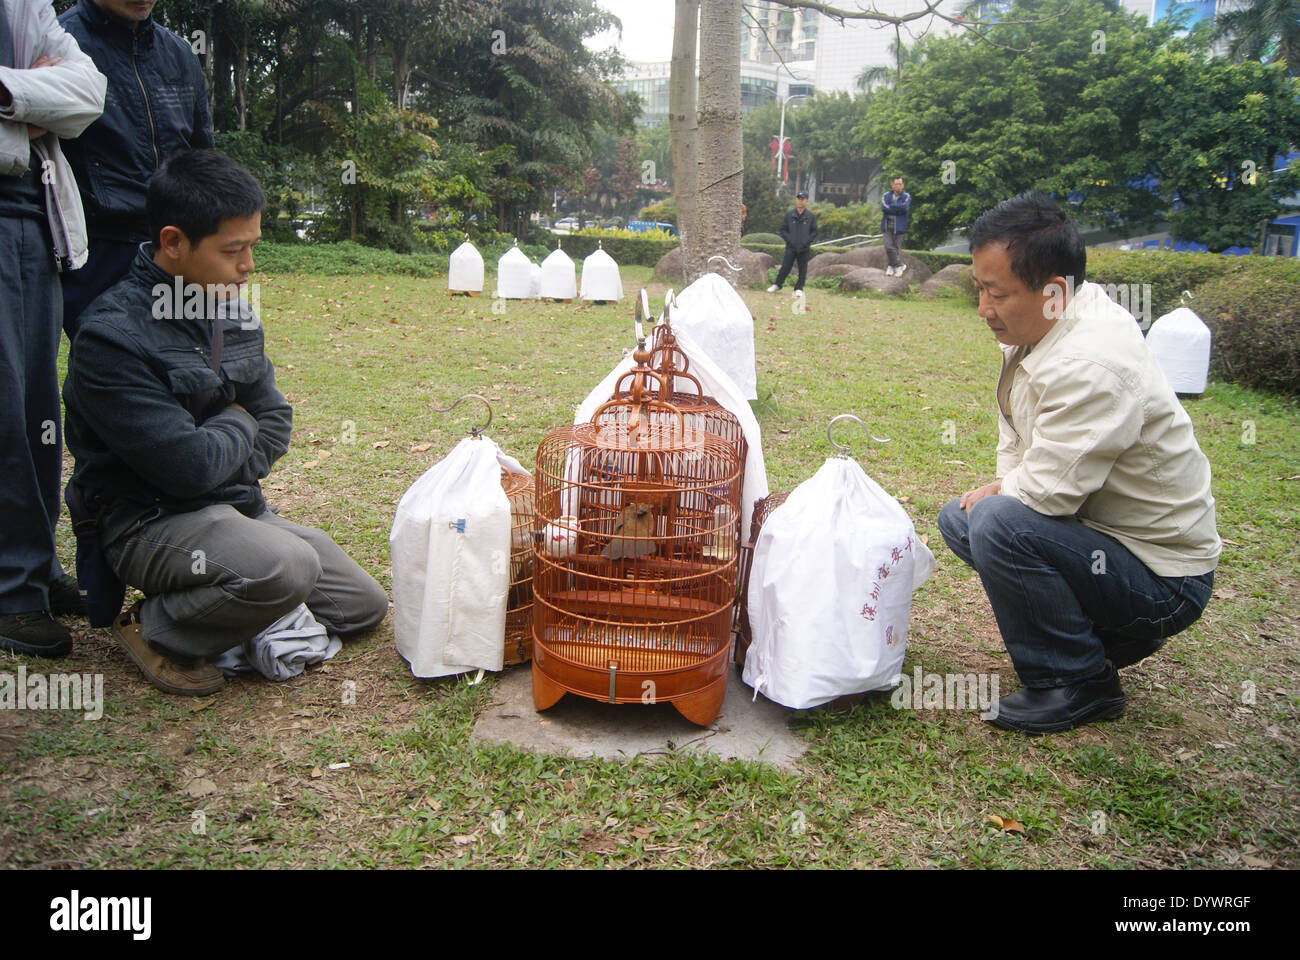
471, 664, 810, 771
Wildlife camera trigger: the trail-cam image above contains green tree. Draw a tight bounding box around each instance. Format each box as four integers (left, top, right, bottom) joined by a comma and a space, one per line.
1140, 53, 1300, 250
859, 0, 1181, 248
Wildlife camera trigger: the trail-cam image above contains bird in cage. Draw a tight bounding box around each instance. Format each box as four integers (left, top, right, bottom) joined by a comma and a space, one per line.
601, 501, 657, 560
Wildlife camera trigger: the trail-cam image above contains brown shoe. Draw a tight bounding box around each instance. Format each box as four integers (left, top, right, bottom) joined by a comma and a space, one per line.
112, 602, 225, 697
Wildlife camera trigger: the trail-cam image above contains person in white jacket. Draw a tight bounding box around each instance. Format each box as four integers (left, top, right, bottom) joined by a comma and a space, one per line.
0, 0, 105, 658
937, 192, 1219, 734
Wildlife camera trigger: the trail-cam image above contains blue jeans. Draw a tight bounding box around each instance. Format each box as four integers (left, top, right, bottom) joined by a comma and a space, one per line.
937, 495, 1213, 688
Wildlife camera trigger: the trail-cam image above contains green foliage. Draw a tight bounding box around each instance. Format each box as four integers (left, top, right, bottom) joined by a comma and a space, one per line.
552, 230, 678, 266
637, 197, 677, 227
741, 232, 783, 245
1192, 257, 1300, 395
860, 0, 1182, 248
810, 202, 883, 240
1086, 248, 1236, 316
1138, 55, 1300, 250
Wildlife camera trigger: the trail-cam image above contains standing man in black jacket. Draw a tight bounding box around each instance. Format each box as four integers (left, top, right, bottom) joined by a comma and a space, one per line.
58, 0, 213, 337
768, 190, 817, 294
64, 151, 387, 695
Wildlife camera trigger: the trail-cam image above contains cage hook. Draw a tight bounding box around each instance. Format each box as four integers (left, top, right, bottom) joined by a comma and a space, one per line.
634, 288, 652, 345
1180, 289, 1195, 305
433, 394, 493, 437
827, 413, 890, 457
707, 254, 742, 273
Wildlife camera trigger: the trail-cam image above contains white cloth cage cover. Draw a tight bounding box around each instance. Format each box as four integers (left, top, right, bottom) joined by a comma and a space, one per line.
495, 245, 533, 299
671, 273, 758, 400
580, 247, 623, 301
743, 456, 935, 710
448, 240, 484, 292
539, 247, 577, 299
528, 260, 542, 298
1146, 306, 1211, 394
390, 436, 530, 678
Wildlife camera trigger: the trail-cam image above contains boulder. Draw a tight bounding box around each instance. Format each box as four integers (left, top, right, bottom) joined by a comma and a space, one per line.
653, 247, 684, 283
840, 267, 913, 295
806, 251, 842, 275
809, 262, 858, 280
834, 246, 932, 283
920, 263, 975, 299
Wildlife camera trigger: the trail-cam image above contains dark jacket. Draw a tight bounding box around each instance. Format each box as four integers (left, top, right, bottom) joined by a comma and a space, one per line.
63, 245, 292, 546
881, 189, 911, 235
779, 207, 818, 252
57, 0, 213, 241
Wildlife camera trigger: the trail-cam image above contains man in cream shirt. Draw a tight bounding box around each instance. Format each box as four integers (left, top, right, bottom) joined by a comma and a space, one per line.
938, 192, 1219, 734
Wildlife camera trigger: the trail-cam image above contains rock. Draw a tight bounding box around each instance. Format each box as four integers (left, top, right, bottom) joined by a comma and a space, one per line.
840, 266, 913, 294
184, 778, 218, 798
921, 263, 975, 299
834, 246, 932, 283
654, 247, 773, 289
806, 251, 842, 275
809, 262, 858, 280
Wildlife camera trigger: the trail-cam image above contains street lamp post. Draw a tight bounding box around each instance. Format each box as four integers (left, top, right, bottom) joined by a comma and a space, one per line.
776, 93, 808, 186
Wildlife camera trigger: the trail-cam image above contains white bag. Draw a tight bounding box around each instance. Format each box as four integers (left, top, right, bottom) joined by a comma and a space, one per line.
1145, 306, 1210, 394
539, 247, 577, 299
579, 246, 623, 301
448, 240, 484, 293
743, 456, 935, 709
671, 273, 757, 400
390, 436, 529, 677
495, 245, 532, 299
572, 318, 769, 534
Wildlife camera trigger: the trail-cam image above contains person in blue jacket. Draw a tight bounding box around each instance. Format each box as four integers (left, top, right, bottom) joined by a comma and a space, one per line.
57, 0, 213, 337
881, 176, 911, 276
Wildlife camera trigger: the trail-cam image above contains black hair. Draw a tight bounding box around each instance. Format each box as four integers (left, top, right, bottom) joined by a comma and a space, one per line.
148, 149, 266, 248
891, 175, 904, 182
969, 191, 1086, 292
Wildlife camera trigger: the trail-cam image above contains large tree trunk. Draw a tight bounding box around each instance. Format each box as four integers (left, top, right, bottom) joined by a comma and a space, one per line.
669, 0, 700, 286
234, 22, 249, 131
694, 0, 744, 287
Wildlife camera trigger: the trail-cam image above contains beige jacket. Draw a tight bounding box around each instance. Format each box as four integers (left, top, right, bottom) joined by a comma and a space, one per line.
0, 0, 106, 269
995, 281, 1220, 576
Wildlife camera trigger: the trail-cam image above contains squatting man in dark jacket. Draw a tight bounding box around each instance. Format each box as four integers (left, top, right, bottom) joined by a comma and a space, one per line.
768, 190, 817, 293
64, 149, 388, 696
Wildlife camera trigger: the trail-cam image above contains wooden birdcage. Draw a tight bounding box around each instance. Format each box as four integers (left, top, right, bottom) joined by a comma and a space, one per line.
531, 341, 744, 726
502, 469, 535, 666
733, 491, 789, 668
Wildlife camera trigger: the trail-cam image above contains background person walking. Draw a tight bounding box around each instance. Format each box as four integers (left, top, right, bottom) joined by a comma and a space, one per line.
768, 190, 817, 293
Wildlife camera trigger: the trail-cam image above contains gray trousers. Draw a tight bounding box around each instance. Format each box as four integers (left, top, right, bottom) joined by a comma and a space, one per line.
0, 216, 64, 615
883, 229, 903, 269
104, 504, 389, 660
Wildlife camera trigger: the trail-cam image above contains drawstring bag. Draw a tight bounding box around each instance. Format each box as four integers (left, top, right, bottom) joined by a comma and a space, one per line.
390, 435, 529, 677
743, 455, 934, 709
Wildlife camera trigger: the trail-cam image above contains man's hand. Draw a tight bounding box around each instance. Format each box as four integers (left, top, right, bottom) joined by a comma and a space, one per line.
960, 479, 1002, 513
229, 402, 249, 415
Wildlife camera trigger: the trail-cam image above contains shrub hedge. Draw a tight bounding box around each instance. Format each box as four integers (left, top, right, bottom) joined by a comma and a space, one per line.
1190, 257, 1300, 396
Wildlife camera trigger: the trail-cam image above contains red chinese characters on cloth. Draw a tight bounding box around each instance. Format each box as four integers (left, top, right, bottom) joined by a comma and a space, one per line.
860, 535, 913, 622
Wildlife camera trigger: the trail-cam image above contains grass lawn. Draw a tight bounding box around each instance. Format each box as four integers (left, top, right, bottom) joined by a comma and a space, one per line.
2, 262, 1296, 868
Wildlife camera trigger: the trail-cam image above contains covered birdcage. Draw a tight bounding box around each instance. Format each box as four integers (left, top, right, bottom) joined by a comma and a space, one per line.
495, 242, 533, 299
579, 243, 623, 302
531, 341, 744, 725
448, 237, 484, 295
539, 245, 577, 301
502, 469, 535, 665
734, 491, 789, 668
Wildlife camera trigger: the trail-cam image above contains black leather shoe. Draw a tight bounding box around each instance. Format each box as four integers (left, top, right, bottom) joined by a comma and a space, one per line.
0, 611, 73, 658
49, 574, 89, 618
987, 664, 1125, 734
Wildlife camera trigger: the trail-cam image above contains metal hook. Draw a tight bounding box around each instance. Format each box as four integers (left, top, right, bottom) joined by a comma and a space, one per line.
1180, 289, 1195, 305
707, 254, 743, 273
634, 289, 651, 344
433, 394, 493, 437
827, 413, 890, 456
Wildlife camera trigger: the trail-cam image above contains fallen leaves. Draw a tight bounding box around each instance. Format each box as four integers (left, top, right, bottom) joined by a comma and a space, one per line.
986, 813, 1027, 836
184, 778, 218, 799
578, 828, 620, 855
